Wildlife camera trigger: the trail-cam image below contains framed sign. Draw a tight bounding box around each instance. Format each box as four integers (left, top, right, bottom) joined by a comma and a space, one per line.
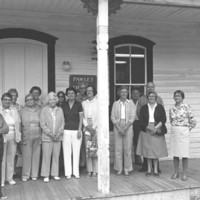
69, 75, 97, 91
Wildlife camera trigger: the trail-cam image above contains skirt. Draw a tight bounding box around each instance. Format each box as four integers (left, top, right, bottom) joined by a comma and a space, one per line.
136, 123, 168, 159
170, 126, 190, 158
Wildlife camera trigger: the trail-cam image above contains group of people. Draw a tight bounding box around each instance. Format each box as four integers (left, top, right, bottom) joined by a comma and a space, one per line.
0, 82, 197, 199
111, 82, 196, 181
0, 85, 98, 199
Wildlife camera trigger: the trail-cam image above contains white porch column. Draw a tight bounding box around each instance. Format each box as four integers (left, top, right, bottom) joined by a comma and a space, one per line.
97, 0, 110, 194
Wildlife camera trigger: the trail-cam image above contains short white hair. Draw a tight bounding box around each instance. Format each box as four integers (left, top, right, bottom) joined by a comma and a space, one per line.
45, 92, 58, 104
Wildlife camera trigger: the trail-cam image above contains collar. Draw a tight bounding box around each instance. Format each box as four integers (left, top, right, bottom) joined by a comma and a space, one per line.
118, 99, 130, 104
147, 102, 157, 109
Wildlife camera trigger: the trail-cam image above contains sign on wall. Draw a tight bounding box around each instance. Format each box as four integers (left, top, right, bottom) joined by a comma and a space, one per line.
69, 75, 97, 91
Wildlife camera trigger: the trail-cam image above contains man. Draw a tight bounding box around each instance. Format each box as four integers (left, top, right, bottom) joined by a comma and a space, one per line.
136, 82, 164, 172
131, 88, 142, 165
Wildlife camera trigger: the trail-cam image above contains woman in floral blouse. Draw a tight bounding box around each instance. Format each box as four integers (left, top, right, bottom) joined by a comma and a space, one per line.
169, 90, 196, 181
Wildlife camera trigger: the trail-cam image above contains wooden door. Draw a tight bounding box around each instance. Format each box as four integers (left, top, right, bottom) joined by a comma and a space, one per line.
0, 39, 47, 105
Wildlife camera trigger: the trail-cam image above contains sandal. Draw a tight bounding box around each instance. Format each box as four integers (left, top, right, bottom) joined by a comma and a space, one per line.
146, 172, 152, 177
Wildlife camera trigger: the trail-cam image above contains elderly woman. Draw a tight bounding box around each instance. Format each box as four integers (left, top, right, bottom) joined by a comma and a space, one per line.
57, 91, 66, 107
30, 86, 44, 109
111, 86, 135, 176
169, 90, 196, 181
0, 93, 21, 186
0, 114, 9, 199
137, 91, 168, 177
62, 87, 83, 179
82, 85, 98, 177
8, 88, 21, 111
40, 92, 65, 182
20, 94, 41, 182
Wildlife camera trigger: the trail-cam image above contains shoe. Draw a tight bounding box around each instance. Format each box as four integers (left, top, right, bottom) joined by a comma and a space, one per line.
74, 175, 80, 179
124, 171, 129, 176
158, 168, 162, 173
1, 183, 4, 187
0, 196, 8, 200
66, 176, 71, 179
153, 172, 159, 178
182, 175, 188, 181
32, 178, 37, 181
8, 180, 16, 185
53, 177, 60, 181
43, 177, 49, 183
92, 173, 97, 177
139, 167, 147, 172
171, 174, 179, 179
146, 172, 152, 177
22, 178, 28, 182
117, 170, 122, 175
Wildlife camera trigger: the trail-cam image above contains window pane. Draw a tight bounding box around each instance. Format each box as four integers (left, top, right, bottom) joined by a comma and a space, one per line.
131, 46, 145, 84
115, 46, 129, 54
115, 57, 130, 84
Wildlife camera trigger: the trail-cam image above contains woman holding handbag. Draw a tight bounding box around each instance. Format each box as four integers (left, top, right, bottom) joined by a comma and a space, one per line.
136, 91, 168, 177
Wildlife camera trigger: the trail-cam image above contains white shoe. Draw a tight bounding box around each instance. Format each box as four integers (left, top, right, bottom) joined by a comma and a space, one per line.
22, 178, 27, 182
0, 195, 8, 199
53, 176, 60, 181
43, 177, 49, 183
66, 176, 71, 179
8, 180, 16, 185
1, 183, 4, 187
32, 178, 37, 181
74, 175, 80, 179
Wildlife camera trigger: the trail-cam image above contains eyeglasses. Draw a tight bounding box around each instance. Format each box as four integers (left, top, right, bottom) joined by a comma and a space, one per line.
3, 98, 11, 101
26, 98, 34, 101
58, 96, 64, 98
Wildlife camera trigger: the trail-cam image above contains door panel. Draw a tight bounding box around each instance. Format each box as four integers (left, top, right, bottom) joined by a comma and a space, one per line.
0, 39, 47, 106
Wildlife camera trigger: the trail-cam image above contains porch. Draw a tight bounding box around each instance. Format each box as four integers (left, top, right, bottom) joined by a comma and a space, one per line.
4, 158, 200, 200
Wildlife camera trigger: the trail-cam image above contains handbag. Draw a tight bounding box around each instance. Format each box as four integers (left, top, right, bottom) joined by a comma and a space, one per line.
156, 125, 167, 135
86, 135, 98, 158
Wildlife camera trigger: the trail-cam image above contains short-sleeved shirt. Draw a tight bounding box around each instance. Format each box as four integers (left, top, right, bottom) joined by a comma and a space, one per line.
62, 100, 83, 130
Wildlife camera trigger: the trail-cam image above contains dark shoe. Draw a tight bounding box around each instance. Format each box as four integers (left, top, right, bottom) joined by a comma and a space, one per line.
146, 172, 152, 177
171, 174, 179, 179
153, 172, 159, 178
139, 167, 147, 172
158, 168, 161, 173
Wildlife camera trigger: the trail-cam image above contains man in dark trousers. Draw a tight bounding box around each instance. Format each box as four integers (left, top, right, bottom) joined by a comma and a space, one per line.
136, 82, 164, 173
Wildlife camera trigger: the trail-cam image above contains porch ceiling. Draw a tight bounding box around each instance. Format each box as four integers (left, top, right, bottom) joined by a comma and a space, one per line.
0, 0, 200, 24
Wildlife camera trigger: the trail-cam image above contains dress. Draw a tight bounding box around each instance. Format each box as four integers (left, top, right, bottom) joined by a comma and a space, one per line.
169, 103, 196, 158
136, 104, 168, 159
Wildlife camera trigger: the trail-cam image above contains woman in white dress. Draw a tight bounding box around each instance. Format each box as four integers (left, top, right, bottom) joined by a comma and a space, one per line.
169, 90, 196, 181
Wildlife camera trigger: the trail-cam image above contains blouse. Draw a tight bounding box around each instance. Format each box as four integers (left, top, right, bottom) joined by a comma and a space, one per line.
169, 103, 196, 129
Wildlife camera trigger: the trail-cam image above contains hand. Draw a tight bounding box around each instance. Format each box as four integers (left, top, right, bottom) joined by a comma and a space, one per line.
77, 130, 82, 139
53, 133, 59, 141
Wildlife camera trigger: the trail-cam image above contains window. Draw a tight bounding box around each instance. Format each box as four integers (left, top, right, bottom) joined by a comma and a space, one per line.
109, 36, 155, 130
114, 44, 146, 100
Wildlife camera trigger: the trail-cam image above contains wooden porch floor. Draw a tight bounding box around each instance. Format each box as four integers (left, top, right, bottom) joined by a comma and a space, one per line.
4, 159, 200, 200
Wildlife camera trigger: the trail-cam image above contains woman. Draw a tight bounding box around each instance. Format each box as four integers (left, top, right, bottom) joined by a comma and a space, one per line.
40, 92, 64, 182
0, 93, 21, 186
30, 86, 44, 109
62, 87, 83, 179
169, 90, 196, 181
20, 94, 41, 181
82, 85, 98, 177
8, 89, 21, 111
136, 91, 168, 177
111, 86, 135, 176
57, 91, 66, 107
0, 114, 9, 199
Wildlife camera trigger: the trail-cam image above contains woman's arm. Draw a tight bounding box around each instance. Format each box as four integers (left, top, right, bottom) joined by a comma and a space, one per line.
77, 112, 83, 139
0, 115, 9, 135
40, 109, 53, 137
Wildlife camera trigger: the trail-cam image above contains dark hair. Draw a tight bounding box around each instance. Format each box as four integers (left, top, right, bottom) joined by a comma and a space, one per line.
65, 87, 77, 96
1, 93, 12, 101
57, 91, 66, 100
174, 90, 185, 99
147, 91, 158, 99
86, 85, 97, 96
8, 88, 18, 97
30, 86, 42, 96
